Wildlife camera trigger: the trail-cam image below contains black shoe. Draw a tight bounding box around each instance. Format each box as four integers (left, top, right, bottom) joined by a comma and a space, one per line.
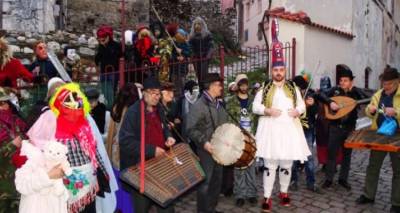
321, 180, 332, 189
236, 198, 245, 207
356, 195, 374, 204
391, 205, 400, 213
307, 185, 322, 193
223, 188, 233, 197
338, 179, 352, 191
248, 197, 258, 204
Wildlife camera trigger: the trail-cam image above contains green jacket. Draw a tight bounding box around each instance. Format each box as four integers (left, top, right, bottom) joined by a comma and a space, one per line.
226, 94, 257, 134
365, 87, 400, 130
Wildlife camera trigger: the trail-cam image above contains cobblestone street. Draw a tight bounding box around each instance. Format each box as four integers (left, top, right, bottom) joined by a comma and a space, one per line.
174, 150, 395, 213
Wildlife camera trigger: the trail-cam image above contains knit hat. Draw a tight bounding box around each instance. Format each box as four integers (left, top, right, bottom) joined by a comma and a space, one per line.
85, 87, 100, 101
97, 25, 113, 39
234, 74, 248, 85
47, 77, 65, 99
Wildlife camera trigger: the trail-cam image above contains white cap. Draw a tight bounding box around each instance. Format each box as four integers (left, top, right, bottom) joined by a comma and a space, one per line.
47, 77, 65, 91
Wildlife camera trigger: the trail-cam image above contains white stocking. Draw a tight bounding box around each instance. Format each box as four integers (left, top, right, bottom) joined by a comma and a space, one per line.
278, 160, 293, 193
263, 159, 278, 198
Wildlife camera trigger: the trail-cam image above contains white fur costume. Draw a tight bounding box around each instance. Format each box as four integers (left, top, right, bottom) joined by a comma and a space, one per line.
15, 140, 71, 213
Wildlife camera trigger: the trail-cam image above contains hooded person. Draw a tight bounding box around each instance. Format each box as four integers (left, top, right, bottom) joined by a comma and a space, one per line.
226, 73, 258, 207
0, 37, 33, 88
189, 17, 213, 83
95, 25, 122, 108
27, 83, 118, 213
252, 18, 311, 212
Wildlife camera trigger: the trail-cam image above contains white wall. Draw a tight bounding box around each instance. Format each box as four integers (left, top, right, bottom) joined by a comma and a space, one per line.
303, 27, 354, 88
242, 0, 268, 47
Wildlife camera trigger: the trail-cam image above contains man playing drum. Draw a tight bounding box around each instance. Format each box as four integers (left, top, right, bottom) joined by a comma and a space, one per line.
252, 18, 311, 212
186, 73, 228, 213
356, 68, 400, 213
226, 73, 257, 207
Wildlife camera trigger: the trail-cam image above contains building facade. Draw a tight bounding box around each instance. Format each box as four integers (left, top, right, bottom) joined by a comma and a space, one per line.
227, 0, 400, 90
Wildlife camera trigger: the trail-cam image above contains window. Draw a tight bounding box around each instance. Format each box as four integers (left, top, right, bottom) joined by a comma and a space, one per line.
257, 24, 263, 41
364, 67, 372, 89
246, 2, 250, 21
244, 29, 249, 42
257, 0, 262, 14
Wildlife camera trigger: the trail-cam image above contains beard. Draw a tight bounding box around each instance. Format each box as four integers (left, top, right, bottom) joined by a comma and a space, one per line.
238, 88, 248, 94
273, 74, 284, 82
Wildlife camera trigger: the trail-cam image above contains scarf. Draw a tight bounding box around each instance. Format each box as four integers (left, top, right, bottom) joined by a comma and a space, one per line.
50, 83, 98, 169
203, 91, 222, 109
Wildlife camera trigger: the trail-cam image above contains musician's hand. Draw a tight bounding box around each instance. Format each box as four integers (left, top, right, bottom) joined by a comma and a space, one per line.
168, 122, 175, 129
330, 102, 340, 111
204, 142, 214, 154
288, 109, 300, 118
385, 107, 397, 117
368, 105, 377, 114
12, 136, 22, 148
177, 56, 184, 61
155, 147, 166, 157
48, 164, 64, 179
174, 118, 181, 124
176, 48, 182, 55
305, 97, 315, 106
265, 108, 282, 117
165, 137, 176, 147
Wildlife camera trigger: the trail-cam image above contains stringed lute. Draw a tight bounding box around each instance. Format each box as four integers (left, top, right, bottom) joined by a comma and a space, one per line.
324, 96, 371, 120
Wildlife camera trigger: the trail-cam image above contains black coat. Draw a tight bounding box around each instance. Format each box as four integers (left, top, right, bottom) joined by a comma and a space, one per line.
95, 40, 122, 74
119, 100, 171, 171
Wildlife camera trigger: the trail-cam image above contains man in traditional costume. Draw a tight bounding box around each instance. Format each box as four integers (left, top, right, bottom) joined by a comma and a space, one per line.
252, 18, 311, 212
356, 68, 400, 213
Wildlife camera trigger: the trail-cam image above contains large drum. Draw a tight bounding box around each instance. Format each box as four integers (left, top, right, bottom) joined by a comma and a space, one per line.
210, 123, 257, 169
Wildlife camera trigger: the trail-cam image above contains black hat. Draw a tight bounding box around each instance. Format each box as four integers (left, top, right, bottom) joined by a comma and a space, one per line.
143, 77, 161, 90
85, 87, 100, 100
338, 65, 355, 80
184, 80, 198, 91
161, 82, 175, 91
201, 73, 223, 84
379, 68, 399, 81
293, 75, 308, 90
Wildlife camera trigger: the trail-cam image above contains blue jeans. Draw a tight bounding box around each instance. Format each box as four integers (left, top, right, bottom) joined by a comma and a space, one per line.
291, 128, 316, 187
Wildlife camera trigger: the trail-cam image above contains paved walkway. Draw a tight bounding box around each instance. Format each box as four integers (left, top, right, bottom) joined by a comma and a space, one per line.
173, 150, 394, 213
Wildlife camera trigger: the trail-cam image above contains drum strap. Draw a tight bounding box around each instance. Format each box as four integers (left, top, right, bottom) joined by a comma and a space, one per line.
220, 104, 255, 140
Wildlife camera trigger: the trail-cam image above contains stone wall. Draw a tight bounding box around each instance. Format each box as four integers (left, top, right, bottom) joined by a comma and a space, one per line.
5, 30, 102, 82
66, 0, 149, 34
2, 0, 57, 33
